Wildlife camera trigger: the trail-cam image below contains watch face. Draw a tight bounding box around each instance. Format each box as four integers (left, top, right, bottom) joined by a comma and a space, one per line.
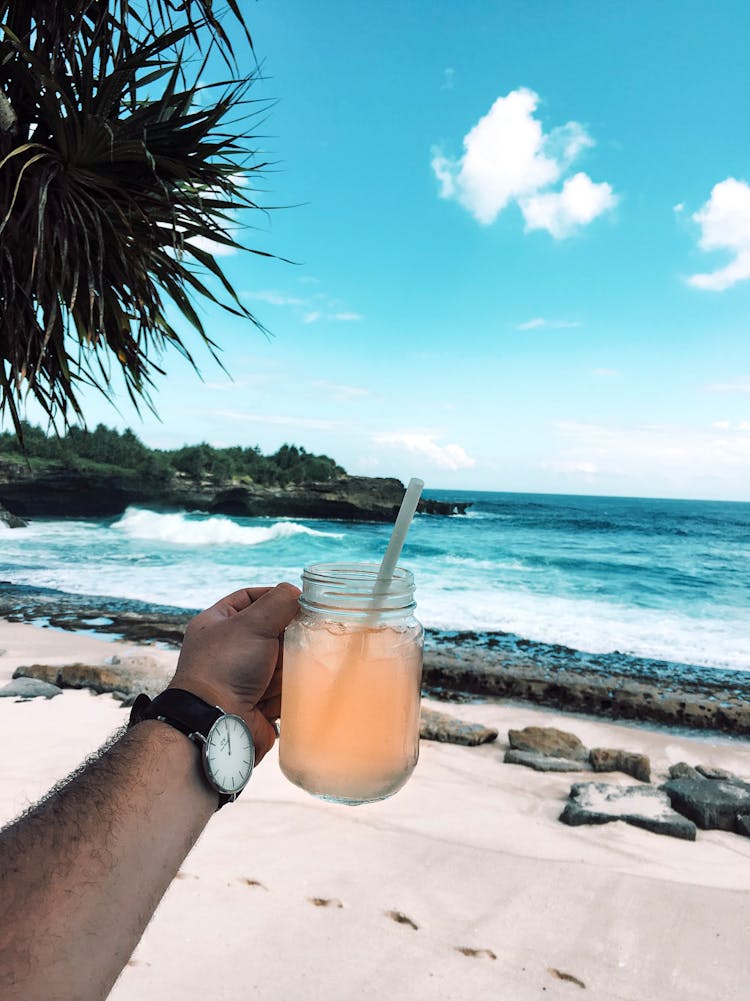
204, 714, 255, 795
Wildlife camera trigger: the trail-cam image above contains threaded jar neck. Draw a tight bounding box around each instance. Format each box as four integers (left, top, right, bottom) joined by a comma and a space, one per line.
299, 562, 416, 617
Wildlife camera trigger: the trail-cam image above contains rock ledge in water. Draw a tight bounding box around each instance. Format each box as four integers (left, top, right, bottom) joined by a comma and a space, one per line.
0, 502, 26, 528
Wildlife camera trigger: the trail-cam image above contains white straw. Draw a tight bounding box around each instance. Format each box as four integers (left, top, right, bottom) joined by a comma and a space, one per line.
373, 477, 424, 595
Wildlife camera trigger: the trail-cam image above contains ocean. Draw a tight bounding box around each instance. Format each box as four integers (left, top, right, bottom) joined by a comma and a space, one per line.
1, 490, 748, 675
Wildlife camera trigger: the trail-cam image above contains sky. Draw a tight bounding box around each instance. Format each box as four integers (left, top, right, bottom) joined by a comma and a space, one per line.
12, 0, 750, 500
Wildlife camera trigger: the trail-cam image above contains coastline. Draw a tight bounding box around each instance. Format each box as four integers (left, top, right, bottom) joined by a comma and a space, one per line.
2, 617, 750, 1000
2, 581, 748, 735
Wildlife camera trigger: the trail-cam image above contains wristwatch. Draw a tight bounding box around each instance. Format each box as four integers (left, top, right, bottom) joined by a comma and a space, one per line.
128, 688, 255, 808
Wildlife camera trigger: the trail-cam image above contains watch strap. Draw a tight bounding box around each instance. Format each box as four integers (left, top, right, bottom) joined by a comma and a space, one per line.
130, 688, 224, 739
128, 688, 237, 809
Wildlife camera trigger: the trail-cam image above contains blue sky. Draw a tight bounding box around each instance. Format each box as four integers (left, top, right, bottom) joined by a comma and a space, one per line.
16, 1, 750, 499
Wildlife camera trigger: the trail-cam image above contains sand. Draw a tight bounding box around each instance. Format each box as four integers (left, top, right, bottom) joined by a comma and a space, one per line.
1, 620, 749, 1001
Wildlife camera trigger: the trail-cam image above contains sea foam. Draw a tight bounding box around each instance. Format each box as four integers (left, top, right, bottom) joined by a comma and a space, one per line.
111, 507, 344, 547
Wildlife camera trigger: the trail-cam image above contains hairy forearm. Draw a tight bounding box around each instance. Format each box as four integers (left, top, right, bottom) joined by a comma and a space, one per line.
0, 720, 217, 1001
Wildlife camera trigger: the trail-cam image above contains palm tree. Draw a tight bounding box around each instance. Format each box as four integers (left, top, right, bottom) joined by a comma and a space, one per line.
0, 1, 270, 441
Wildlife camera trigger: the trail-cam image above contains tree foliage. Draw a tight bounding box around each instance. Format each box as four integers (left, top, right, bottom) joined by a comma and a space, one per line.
0, 422, 347, 486
0, 1, 270, 441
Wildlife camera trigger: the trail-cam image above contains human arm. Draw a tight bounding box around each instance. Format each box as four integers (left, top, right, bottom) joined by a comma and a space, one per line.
0, 582, 300, 1001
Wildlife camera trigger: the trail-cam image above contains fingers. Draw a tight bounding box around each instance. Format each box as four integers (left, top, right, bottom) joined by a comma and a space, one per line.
240, 582, 301, 637
209, 587, 273, 618
257, 693, 281, 720
250, 709, 279, 763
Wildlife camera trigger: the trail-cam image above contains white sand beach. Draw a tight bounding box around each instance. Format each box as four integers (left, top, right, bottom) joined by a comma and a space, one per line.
2, 620, 749, 1001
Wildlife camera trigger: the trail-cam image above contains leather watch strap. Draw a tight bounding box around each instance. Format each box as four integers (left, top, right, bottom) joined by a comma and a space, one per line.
129, 688, 224, 737
127, 688, 234, 808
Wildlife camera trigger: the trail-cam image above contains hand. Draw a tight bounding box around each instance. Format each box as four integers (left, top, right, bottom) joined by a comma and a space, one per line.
169, 583, 301, 762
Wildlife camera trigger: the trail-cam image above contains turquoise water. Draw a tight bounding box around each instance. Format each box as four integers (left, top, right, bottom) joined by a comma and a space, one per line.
1, 491, 748, 673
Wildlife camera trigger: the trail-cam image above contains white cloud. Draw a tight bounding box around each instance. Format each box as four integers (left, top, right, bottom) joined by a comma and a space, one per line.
516, 317, 581, 331
521, 172, 617, 239
687, 178, 750, 290
713, 419, 750, 431
204, 410, 342, 430
242, 289, 363, 324
544, 459, 598, 475
673, 202, 685, 213
431, 87, 616, 238
705, 378, 750, 393
243, 290, 305, 307
187, 235, 238, 257
549, 420, 750, 488
372, 432, 475, 470
312, 380, 371, 401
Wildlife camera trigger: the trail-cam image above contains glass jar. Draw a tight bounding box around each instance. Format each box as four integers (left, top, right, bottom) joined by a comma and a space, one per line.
279, 562, 424, 805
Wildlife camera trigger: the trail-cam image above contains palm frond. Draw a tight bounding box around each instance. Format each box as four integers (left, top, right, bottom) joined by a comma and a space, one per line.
0, 1, 268, 442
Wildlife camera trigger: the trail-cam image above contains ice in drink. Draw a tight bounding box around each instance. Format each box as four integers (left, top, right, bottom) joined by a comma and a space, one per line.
280, 587, 423, 804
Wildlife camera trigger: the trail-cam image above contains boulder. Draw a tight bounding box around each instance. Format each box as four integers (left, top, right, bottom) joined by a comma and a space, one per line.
736, 815, 750, 838
668, 762, 704, 781
663, 778, 750, 831
13, 654, 170, 699
504, 749, 587, 772
507, 726, 588, 761
0, 502, 26, 528
589, 748, 651, 783
420, 707, 498, 746
560, 782, 697, 841
0, 677, 62, 700
695, 764, 736, 781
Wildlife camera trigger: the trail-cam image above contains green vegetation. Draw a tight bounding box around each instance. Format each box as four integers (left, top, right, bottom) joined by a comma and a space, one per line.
0, 423, 346, 487
0, 2, 265, 441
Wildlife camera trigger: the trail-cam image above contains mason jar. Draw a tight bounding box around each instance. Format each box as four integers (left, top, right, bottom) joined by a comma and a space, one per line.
279, 562, 424, 805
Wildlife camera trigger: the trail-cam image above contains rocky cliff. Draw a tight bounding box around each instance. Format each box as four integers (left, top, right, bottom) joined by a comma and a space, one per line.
0, 458, 469, 522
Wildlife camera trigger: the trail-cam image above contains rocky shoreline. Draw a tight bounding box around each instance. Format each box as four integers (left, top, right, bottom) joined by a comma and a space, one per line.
0, 459, 469, 522
1, 583, 748, 735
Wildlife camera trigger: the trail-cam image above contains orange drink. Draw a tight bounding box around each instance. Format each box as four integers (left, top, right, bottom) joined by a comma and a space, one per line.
279, 563, 424, 804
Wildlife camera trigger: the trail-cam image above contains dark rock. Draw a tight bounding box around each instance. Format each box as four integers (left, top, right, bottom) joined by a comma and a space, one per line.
560, 782, 697, 841
736, 814, 750, 838
420, 707, 497, 745
0, 457, 469, 522
589, 748, 651, 783
417, 497, 470, 516
420, 640, 750, 736
0, 502, 26, 528
663, 778, 750, 831
13, 654, 170, 699
0, 677, 62, 699
695, 764, 736, 781
504, 749, 587, 772
508, 726, 588, 761
668, 762, 704, 781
